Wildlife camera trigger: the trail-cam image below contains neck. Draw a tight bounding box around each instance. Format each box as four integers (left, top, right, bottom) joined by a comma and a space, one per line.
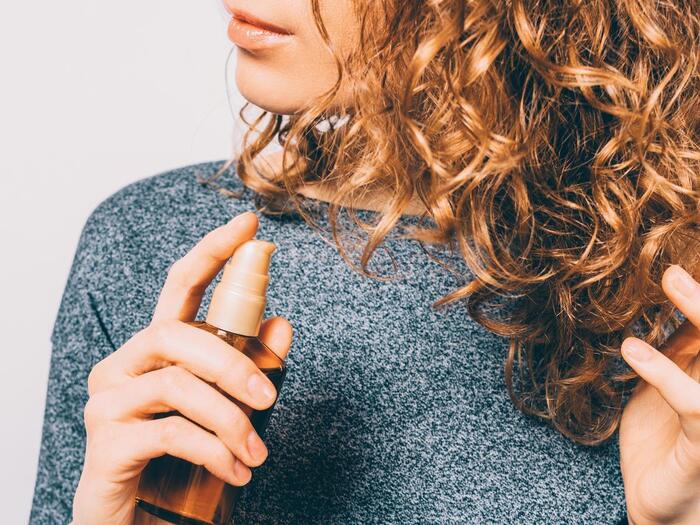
252, 150, 428, 217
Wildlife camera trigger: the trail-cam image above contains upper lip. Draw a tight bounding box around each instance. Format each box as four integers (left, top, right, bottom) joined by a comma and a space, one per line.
222, 2, 293, 35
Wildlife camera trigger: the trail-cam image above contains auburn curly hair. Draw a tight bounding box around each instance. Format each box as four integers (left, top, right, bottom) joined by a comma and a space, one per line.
201, 0, 700, 445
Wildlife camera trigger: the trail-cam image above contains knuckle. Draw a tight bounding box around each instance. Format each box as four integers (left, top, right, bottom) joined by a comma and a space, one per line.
215, 350, 247, 386
212, 441, 234, 468
158, 365, 188, 393
167, 258, 206, 295
222, 405, 249, 436
166, 258, 186, 282
159, 416, 185, 447
131, 324, 151, 343
83, 394, 106, 428
201, 227, 223, 246
148, 318, 178, 347
87, 362, 104, 395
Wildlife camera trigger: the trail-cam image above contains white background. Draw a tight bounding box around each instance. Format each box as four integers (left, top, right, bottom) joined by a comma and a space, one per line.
0, 1, 247, 521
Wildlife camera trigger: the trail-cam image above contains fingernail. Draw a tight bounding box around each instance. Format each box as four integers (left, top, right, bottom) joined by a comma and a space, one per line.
247, 431, 268, 461
669, 265, 699, 299
622, 339, 654, 362
233, 457, 251, 482
247, 373, 276, 404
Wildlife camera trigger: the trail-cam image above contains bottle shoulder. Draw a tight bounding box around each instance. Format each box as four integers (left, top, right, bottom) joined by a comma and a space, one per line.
187, 320, 285, 371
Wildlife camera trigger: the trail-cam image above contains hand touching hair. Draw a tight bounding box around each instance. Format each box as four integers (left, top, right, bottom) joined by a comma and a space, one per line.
205, 0, 700, 445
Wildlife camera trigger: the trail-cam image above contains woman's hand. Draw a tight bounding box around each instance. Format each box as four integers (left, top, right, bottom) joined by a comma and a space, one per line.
619, 265, 700, 525
71, 211, 294, 525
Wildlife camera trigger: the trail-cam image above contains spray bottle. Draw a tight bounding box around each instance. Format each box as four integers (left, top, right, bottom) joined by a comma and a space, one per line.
134, 239, 287, 525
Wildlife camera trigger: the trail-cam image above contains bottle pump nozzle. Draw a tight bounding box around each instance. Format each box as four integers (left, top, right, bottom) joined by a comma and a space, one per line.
205, 239, 277, 336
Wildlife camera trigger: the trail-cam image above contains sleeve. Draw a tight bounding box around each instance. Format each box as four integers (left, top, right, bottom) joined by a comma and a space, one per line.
29, 207, 120, 524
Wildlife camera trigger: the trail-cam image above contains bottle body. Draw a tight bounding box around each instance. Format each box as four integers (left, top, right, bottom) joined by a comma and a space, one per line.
134, 320, 287, 525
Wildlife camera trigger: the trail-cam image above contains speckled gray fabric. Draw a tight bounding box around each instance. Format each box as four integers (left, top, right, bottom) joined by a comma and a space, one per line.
30, 160, 628, 524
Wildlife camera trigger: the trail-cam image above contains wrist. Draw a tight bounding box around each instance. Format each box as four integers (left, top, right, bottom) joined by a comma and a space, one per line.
72, 472, 138, 525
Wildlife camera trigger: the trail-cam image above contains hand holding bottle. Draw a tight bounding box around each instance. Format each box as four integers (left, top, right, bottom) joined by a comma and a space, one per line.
71, 211, 293, 525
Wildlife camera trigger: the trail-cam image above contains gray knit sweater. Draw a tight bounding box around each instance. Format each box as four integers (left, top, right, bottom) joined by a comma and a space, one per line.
29, 160, 627, 524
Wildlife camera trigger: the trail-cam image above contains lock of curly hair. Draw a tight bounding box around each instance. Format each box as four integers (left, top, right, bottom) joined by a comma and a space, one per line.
203, 0, 700, 445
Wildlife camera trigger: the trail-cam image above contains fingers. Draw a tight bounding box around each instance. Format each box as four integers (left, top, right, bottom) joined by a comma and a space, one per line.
88, 319, 279, 411
621, 337, 700, 419
85, 365, 269, 468
258, 316, 294, 361
662, 265, 700, 329
152, 211, 259, 323
134, 415, 252, 486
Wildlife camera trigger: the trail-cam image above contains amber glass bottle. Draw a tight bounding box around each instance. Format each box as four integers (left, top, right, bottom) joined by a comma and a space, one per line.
134, 239, 287, 525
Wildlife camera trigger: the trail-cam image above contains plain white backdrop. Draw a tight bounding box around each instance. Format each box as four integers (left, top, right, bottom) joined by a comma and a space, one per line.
0, 1, 248, 520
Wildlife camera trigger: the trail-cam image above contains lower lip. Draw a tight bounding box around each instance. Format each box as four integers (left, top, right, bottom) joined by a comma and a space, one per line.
227, 17, 293, 50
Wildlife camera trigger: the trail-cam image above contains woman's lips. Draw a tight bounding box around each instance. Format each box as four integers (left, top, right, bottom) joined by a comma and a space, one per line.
227, 17, 293, 50
223, 4, 293, 50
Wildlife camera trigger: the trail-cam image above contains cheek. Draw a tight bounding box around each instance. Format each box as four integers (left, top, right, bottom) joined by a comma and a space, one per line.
234, 42, 340, 115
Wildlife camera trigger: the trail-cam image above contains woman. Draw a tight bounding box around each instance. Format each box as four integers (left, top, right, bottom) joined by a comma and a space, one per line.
30, 0, 700, 524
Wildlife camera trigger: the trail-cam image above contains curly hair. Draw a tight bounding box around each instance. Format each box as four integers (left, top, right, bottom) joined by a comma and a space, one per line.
201, 0, 700, 445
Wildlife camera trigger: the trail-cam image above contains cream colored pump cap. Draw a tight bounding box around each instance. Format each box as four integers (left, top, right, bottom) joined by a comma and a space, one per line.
205, 239, 277, 336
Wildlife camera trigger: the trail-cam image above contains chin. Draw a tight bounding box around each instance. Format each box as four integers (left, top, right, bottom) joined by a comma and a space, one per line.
236, 51, 305, 115
234, 49, 336, 116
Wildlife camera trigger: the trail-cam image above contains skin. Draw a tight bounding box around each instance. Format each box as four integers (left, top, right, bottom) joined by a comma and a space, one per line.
619, 266, 700, 525
231, 0, 357, 115
230, 0, 429, 214
71, 2, 700, 523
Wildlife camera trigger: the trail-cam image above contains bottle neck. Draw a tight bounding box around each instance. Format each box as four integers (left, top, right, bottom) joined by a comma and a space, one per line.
205, 239, 275, 337
205, 284, 266, 337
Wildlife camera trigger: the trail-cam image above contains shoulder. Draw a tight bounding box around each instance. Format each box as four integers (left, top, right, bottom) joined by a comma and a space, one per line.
69, 159, 249, 293
56, 159, 253, 345
86, 159, 242, 234
79, 159, 247, 249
